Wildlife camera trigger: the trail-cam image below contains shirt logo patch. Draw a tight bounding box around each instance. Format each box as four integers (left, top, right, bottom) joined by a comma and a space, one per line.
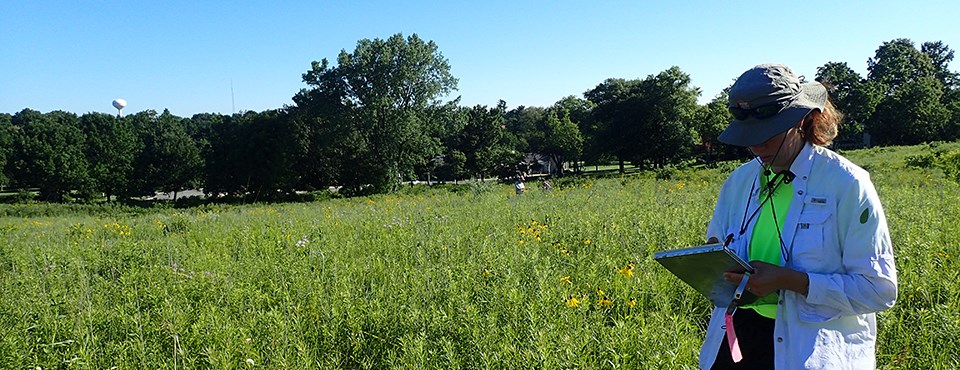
799, 223, 810, 230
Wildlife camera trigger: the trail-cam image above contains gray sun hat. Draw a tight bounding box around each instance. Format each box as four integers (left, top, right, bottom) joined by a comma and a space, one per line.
718, 64, 828, 147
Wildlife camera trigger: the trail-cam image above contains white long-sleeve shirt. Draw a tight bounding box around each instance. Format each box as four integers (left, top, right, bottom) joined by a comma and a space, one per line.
700, 142, 898, 369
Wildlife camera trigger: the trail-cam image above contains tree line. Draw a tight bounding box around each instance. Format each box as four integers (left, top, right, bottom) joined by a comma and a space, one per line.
1, 35, 957, 202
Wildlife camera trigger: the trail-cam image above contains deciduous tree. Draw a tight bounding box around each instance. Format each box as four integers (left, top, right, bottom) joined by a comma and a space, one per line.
8, 109, 89, 202
80, 112, 140, 201
294, 33, 458, 195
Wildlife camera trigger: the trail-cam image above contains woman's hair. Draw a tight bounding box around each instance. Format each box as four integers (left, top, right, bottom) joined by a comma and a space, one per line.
801, 95, 842, 146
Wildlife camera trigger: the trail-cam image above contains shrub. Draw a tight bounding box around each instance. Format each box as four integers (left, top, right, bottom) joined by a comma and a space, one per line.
905, 153, 938, 169
942, 149, 960, 184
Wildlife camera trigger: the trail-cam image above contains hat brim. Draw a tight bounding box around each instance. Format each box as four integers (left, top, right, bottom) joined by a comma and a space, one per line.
718, 82, 827, 147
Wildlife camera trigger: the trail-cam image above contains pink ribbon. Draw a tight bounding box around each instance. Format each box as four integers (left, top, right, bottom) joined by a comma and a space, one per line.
725, 312, 743, 363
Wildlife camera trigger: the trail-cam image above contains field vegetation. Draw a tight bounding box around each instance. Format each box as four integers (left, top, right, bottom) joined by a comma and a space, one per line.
1, 143, 959, 369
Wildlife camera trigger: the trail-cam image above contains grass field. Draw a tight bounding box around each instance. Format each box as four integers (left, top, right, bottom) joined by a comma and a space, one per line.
1, 143, 959, 369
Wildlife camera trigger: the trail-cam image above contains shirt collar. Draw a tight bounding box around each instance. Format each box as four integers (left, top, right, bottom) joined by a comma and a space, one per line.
789, 141, 815, 181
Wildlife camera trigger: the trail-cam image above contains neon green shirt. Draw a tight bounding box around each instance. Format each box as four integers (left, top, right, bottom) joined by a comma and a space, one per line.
744, 170, 793, 318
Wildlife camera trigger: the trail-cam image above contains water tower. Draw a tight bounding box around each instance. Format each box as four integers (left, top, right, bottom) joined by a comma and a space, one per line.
112, 98, 127, 117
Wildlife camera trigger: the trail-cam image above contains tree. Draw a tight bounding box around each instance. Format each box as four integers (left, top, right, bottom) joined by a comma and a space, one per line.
693, 88, 740, 163
237, 109, 304, 198
552, 96, 596, 171
922, 41, 960, 91
8, 109, 89, 202
536, 106, 583, 176
586, 67, 699, 172
867, 39, 950, 145
633, 66, 700, 168
816, 62, 881, 145
504, 105, 546, 154
870, 77, 951, 146
456, 102, 511, 179
868, 38, 936, 95
80, 112, 140, 201
0, 113, 12, 187
584, 78, 643, 173
293, 33, 458, 195
130, 109, 203, 199
922, 41, 960, 141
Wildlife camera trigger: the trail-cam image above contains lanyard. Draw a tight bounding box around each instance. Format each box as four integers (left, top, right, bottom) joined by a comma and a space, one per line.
733, 167, 795, 263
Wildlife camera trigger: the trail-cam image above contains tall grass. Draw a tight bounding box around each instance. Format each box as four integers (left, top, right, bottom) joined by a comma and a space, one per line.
0, 143, 958, 369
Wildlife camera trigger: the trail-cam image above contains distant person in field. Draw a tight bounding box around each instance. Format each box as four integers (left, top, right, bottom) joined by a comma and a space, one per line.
514, 175, 526, 195
541, 178, 552, 192
701, 64, 898, 369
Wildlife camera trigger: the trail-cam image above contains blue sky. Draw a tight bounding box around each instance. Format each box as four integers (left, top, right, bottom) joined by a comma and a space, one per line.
2, 1, 958, 117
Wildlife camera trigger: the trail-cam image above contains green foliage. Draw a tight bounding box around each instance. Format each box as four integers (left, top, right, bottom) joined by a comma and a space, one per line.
0, 113, 11, 186
693, 88, 736, 163
203, 110, 304, 199
816, 61, 877, 144
8, 109, 90, 202
871, 77, 951, 146
451, 102, 513, 179
293, 33, 458, 194
81, 112, 140, 201
125, 110, 204, 197
585, 67, 700, 172
868, 38, 937, 95
538, 107, 584, 175
942, 149, 960, 184
904, 153, 939, 169
921, 41, 960, 91
654, 166, 680, 180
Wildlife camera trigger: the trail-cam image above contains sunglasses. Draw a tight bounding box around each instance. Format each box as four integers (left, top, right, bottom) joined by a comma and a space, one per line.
728, 101, 788, 120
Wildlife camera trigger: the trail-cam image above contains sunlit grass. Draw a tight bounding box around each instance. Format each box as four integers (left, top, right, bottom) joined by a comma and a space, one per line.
0, 143, 958, 368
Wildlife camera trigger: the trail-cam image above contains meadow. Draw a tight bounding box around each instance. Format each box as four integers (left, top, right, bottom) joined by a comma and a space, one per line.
1, 143, 959, 369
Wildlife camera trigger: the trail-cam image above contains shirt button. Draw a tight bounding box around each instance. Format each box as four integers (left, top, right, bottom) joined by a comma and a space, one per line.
797, 190, 804, 195
721, 325, 726, 330
777, 337, 784, 343
778, 300, 784, 304
802, 176, 807, 180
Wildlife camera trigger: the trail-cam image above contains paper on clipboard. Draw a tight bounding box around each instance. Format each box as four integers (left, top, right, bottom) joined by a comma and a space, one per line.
653, 243, 758, 307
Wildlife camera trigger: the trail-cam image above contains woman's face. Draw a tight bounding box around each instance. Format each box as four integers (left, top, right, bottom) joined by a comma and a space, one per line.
749, 124, 804, 171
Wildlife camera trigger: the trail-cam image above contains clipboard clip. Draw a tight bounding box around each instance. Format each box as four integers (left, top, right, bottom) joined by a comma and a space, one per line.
722, 233, 756, 275
725, 274, 751, 315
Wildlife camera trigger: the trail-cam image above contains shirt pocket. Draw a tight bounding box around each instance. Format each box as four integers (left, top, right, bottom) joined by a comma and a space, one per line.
791, 211, 831, 269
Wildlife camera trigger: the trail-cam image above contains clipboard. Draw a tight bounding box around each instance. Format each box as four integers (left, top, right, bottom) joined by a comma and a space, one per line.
654, 243, 758, 307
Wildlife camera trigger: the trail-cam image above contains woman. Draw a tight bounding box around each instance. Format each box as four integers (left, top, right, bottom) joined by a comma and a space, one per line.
701, 64, 898, 369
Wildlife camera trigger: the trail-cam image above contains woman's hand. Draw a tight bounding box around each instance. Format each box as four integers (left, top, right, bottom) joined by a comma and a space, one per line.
723, 261, 810, 296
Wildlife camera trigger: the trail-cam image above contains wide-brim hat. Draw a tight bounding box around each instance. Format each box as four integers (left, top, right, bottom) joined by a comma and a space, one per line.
718, 64, 828, 147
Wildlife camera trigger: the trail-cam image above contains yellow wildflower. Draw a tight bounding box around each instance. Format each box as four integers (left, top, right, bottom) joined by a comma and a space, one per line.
628, 298, 637, 308
596, 287, 604, 297
559, 275, 571, 285
619, 263, 634, 278
565, 295, 580, 308
597, 296, 612, 308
